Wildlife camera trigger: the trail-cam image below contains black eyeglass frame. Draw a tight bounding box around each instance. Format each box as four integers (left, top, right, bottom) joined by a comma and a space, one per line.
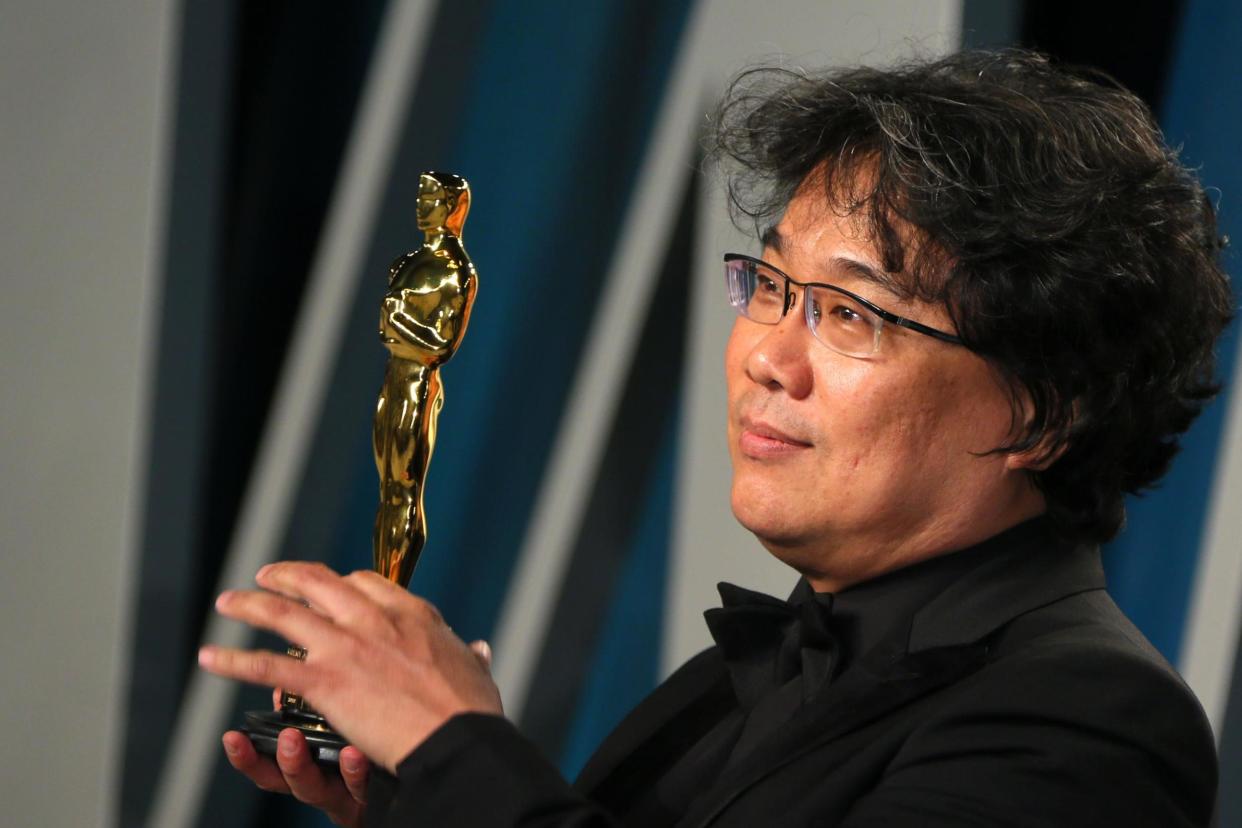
723, 253, 965, 347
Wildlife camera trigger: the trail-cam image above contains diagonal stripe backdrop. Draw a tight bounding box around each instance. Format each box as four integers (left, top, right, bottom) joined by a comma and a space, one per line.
134, 2, 1242, 826
3, 1, 1236, 826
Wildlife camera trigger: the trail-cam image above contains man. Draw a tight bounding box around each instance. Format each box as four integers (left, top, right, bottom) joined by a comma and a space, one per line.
200, 49, 1232, 826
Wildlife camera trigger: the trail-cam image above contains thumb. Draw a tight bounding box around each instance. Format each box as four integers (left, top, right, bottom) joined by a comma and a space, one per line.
468, 639, 493, 670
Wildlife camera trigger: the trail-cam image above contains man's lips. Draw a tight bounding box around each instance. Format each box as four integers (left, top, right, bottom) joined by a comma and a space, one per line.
738, 416, 812, 458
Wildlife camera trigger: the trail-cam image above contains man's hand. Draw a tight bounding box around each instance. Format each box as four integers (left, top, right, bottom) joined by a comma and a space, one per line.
222, 726, 369, 827
198, 562, 504, 773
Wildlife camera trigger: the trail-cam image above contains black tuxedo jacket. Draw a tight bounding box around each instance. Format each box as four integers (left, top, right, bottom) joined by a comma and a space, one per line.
367, 532, 1217, 827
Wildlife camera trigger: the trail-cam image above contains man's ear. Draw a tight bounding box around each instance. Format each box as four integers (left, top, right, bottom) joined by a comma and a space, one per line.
1004, 437, 1067, 472
1002, 389, 1073, 473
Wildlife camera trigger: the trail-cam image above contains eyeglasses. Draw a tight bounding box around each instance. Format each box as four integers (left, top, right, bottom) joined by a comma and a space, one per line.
724, 253, 964, 358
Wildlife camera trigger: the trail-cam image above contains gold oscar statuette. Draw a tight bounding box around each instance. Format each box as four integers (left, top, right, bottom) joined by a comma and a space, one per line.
241, 171, 478, 763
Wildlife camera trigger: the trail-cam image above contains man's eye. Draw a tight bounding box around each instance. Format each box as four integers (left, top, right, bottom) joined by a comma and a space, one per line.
757, 275, 780, 293
829, 304, 863, 324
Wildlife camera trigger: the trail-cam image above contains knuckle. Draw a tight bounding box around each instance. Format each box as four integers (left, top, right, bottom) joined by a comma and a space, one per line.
265, 595, 291, 618
275, 560, 330, 588
356, 603, 389, 628
405, 628, 434, 661
345, 605, 390, 638
306, 561, 333, 581
257, 650, 298, 689
297, 666, 328, 703
409, 595, 443, 625
251, 654, 277, 685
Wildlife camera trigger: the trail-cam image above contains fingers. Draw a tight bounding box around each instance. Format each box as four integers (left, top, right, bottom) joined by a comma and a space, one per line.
275, 729, 333, 803
214, 589, 340, 649
247, 563, 448, 642
274, 730, 365, 826
342, 569, 427, 614
338, 746, 370, 805
343, 570, 448, 633
222, 731, 290, 794
199, 644, 304, 693
255, 562, 379, 629
223, 729, 365, 826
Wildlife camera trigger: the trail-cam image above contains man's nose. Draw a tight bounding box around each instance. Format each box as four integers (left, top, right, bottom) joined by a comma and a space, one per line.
744, 310, 814, 399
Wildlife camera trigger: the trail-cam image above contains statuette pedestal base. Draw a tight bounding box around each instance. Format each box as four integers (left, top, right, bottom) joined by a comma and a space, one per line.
243, 708, 348, 766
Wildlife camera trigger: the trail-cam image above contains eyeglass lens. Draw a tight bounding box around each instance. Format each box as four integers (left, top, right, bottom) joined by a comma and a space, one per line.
726, 257, 883, 357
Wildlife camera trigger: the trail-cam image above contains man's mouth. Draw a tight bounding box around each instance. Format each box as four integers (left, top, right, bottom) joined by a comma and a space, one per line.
738, 416, 812, 458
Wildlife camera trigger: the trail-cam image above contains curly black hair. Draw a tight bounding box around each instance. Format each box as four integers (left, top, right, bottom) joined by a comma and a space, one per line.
711, 49, 1234, 543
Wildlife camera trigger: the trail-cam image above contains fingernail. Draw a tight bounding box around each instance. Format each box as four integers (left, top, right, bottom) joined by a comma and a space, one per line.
279, 735, 298, 757
215, 591, 233, 609
222, 739, 239, 757
197, 646, 214, 667
342, 756, 361, 773
257, 564, 272, 580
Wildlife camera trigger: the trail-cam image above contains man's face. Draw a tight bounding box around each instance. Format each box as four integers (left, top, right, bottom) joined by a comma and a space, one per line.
725, 188, 1040, 588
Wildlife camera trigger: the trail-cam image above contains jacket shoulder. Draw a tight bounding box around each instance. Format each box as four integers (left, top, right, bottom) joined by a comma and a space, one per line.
886, 589, 1217, 826
980, 586, 1208, 725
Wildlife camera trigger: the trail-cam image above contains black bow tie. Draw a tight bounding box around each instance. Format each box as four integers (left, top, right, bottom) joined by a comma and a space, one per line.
704, 580, 841, 709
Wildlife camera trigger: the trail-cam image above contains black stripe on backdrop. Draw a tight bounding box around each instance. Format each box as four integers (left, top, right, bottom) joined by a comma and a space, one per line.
120, 0, 391, 824
963, 0, 1184, 107
198, 0, 388, 667
520, 168, 696, 759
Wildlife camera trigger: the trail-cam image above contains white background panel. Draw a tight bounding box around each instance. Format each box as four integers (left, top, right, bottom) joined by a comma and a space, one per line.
0, 1, 175, 825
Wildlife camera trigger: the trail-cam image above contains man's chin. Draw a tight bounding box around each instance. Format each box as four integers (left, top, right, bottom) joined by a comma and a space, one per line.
731, 502, 811, 551
751, 532, 833, 584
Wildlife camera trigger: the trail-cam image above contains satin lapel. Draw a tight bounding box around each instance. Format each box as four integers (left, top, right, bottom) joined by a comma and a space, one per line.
680, 641, 989, 828
573, 647, 732, 797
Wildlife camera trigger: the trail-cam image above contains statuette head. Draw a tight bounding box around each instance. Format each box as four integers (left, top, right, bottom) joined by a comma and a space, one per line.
416, 171, 470, 236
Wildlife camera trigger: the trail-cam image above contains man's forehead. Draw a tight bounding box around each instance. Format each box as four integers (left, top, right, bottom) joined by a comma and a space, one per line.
769, 161, 953, 299
760, 223, 911, 304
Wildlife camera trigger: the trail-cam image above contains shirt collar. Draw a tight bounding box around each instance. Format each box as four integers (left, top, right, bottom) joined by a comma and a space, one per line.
792, 516, 1073, 666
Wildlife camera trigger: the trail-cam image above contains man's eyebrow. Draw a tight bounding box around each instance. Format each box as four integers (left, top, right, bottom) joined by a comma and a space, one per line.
760, 225, 784, 253
832, 256, 890, 290
760, 226, 908, 298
